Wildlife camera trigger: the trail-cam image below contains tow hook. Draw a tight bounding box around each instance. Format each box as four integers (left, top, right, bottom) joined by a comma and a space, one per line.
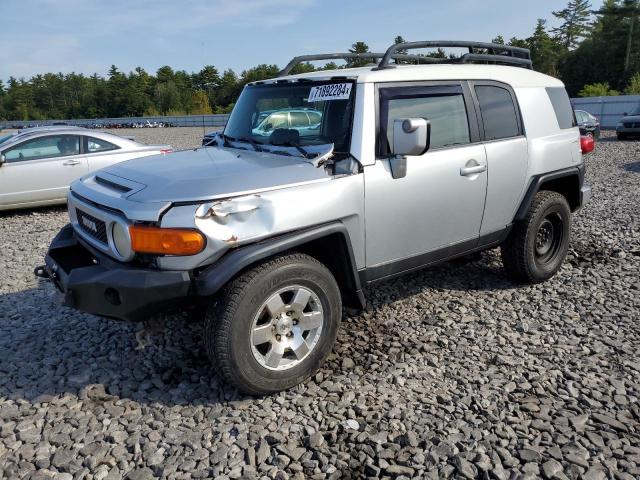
34, 265, 50, 279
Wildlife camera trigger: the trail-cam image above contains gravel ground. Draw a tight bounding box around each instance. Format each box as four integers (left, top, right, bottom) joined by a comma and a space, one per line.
0, 131, 639, 480
109, 127, 215, 151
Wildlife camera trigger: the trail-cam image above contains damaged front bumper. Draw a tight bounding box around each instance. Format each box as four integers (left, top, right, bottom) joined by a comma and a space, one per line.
36, 224, 191, 322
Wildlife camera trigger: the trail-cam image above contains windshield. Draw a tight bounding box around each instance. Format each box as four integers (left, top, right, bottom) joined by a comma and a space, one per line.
630, 107, 640, 116
0, 134, 14, 145
224, 80, 355, 155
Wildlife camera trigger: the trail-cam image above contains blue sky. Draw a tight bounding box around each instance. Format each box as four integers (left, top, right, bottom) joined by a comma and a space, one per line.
1, 0, 604, 80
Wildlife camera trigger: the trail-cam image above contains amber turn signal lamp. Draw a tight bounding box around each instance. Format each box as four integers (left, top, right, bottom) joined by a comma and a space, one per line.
129, 225, 205, 256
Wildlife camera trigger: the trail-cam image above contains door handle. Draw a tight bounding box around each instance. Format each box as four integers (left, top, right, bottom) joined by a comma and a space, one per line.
63, 159, 81, 166
460, 163, 487, 176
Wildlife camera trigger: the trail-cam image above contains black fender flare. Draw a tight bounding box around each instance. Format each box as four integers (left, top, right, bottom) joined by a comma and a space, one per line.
514, 165, 584, 222
193, 222, 366, 309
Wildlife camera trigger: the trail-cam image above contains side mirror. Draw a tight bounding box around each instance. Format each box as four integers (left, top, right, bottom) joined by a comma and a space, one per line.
0, 153, 5, 165
624, 112, 628, 116
389, 118, 431, 179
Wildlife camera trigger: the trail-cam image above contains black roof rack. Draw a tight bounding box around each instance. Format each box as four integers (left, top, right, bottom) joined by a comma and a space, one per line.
375, 40, 532, 70
278, 52, 446, 77
278, 40, 533, 77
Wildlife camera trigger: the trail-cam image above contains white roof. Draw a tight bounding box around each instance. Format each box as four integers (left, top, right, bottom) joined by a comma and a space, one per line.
270, 64, 564, 89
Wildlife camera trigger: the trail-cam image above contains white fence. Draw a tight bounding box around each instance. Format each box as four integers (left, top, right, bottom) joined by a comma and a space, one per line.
571, 95, 639, 129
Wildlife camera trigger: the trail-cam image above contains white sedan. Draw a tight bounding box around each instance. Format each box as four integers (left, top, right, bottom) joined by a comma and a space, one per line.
0, 127, 171, 211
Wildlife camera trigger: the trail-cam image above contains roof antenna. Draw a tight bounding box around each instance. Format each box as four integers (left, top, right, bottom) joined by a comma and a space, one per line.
201, 40, 206, 142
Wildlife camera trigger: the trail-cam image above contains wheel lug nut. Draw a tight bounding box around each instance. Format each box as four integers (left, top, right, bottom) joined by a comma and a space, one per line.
276, 334, 281, 341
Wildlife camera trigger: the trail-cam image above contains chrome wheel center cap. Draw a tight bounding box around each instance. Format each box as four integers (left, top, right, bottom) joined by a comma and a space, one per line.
275, 316, 293, 335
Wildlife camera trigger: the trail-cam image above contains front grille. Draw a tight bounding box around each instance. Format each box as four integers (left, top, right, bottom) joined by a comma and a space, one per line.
76, 208, 108, 244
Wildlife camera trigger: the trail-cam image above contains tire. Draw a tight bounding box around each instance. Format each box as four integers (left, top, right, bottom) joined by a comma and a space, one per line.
501, 191, 571, 283
617, 133, 627, 141
204, 253, 342, 395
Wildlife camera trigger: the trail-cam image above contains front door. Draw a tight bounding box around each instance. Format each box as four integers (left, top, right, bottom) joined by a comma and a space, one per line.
364, 83, 488, 279
0, 134, 87, 208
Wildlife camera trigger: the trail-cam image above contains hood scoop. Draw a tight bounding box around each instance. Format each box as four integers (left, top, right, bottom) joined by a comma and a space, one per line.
83, 172, 147, 199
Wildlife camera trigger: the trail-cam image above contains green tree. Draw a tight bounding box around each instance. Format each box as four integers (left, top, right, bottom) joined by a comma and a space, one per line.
559, 0, 636, 94
154, 81, 181, 114
394, 35, 408, 54
528, 19, 563, 75
289, 62, 316, 75
189, 90, 213, 114
578, 82, 620, 96
552, 0, 593, 49
240, 64, 279, 85
347, 41, 371, 67
215, 69, 240, 107
508, 37, 529, 49
625, 72, 640, 93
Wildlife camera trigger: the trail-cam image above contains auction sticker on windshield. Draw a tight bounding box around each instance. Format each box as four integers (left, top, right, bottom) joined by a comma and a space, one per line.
308, 83, 352, 102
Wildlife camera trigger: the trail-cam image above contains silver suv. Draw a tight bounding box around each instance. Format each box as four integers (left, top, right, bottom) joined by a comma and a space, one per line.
38, 41, 593, 395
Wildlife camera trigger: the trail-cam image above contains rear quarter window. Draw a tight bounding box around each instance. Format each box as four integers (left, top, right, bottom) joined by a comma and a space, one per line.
475, 85, 521, 140
546, 87, 576, 130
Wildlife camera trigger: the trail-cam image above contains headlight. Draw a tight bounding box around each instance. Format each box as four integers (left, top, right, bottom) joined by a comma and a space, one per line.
112, 222, 132, 257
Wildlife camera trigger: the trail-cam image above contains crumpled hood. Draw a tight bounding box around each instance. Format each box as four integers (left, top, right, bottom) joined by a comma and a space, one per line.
97, 146, 329, 203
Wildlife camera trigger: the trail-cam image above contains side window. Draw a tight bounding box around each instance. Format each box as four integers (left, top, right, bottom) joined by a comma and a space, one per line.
4, 135, 80, 163
85, 136, 119, 153
475, 85, 521, 140
307, 111, 322, 126
264, 112, 288, 131
380, 86, 471, 153
546, 87, 576, 129
289, 111, 310, 128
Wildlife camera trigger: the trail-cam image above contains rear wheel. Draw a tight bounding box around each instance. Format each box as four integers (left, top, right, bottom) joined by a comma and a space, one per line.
501, 191, 571, 283
617, 133, 627, 141
204, 253, 342, 395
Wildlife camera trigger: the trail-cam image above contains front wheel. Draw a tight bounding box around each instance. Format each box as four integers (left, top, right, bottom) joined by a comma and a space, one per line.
204, 253, 342, 395
501, 191, 571, 283
617, 133, 627, 141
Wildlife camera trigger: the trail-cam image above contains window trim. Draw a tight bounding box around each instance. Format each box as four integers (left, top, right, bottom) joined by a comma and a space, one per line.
468, 80, 525, 143
2, 133, 81, 163
82, 135, 121, 155
375, 80, 481, 158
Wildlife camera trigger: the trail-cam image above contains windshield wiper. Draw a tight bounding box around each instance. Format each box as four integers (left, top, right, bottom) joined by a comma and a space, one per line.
266, 141, 313, 160
237, 137, 265, 152
221, 133, 235, 147
221, 134, 266, 153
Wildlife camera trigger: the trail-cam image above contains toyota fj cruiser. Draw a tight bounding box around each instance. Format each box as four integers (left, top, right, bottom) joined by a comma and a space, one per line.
38, 41, 593, 395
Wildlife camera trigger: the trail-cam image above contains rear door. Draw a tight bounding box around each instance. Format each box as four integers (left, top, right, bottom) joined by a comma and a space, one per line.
470, 82, 529, 235
0, 134, 87, 207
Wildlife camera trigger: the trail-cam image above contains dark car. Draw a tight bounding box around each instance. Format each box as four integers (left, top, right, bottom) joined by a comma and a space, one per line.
616, 107, 640, 140
575, 110, 600, 139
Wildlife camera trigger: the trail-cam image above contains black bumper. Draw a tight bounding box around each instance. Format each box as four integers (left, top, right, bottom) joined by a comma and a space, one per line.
40, 225, 191, 322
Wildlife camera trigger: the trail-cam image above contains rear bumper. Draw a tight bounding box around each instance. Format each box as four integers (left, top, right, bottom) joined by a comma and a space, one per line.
39, 224, 191, 322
